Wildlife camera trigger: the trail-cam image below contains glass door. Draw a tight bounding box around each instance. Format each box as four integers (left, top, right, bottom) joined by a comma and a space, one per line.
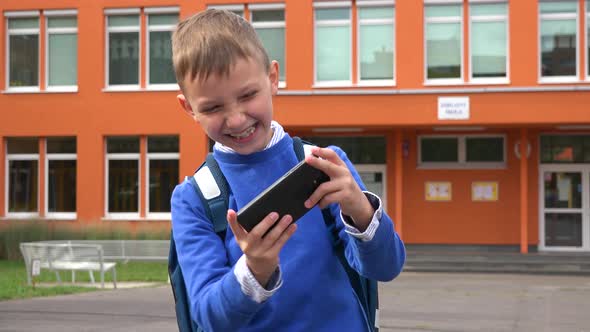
356, 164, 387, 212
540, 166, 590, 251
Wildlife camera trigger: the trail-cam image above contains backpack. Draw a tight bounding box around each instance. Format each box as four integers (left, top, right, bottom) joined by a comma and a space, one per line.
168, 137, 379, 332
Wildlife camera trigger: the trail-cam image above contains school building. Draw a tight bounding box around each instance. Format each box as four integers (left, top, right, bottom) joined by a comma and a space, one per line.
1, 0, 589, 253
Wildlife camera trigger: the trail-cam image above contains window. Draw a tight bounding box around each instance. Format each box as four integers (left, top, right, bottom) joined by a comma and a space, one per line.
419, 135, 505, 168
46, 13, 78, 89
106, 136, 140, 218
313, 1, 395, 87
6, 138, 39, 217
46, 137, 76, 218
5, 10, 78, 92
106, 10, 140, 88
314, 3, 352, 86
469, 2, 508, 82
104, 7, 179, 90
539, 1, 579, 82
421, 137, 459, 163
425, 2, 463, 84
301, 136, 386, 163
6, 13, 40, 91
5, 137, 77, 218
358, 4, 395, 84
147, 136, 179, 218
147, 9, 178, 87
106, 135, 179, 219
541, 135, 590, 163
465, 136, 504, 162
251, 4, 286, 86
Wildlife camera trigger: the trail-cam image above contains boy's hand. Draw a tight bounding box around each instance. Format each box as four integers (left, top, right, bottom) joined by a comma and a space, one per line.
227, 209, 296, 287
304, 146, 374, 231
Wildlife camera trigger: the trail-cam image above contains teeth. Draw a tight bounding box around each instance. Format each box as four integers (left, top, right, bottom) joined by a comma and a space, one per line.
231, 126, 255, 138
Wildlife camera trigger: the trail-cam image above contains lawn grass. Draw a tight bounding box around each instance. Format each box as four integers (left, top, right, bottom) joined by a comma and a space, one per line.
0, 260, 169, 301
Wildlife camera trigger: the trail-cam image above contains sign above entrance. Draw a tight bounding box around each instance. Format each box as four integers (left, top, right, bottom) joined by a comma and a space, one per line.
438, 97, 470, 120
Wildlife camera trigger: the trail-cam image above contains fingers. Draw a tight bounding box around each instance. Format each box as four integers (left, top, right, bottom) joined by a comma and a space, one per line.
306, 146, 345, 169
273, 222, 297, 249
248, 212, 280, 239
304, 178, 343, 209
227, 209, 247, 240
262, 214, 294, 244
230, 211, 296, 249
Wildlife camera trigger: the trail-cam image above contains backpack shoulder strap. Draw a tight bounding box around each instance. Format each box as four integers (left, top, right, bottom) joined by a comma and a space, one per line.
188, 153, 229, 235
292, 136, 314, 162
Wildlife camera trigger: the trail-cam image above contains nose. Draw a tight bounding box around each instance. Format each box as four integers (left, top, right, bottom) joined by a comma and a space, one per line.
224, 102, 247, 129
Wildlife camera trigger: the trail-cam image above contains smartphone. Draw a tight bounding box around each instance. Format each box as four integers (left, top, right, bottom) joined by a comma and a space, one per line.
237, 158, 330, 232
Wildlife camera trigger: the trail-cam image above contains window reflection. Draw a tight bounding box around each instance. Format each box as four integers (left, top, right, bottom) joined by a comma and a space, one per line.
545, 213, 582, 247
108, 160, 138, 212
149, 160, 178, 212
48, 160, 76, 213
8, 160, 38, 212
544, 172, 581, 209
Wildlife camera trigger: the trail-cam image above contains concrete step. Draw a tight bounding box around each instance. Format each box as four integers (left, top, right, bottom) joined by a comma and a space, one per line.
404, 245, 590, 275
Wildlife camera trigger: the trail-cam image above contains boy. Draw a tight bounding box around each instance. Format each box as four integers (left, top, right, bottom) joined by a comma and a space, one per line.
171, 9, 405, 332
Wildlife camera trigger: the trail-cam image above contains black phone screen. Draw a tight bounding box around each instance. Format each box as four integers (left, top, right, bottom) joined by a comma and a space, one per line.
236, 159, 329, 232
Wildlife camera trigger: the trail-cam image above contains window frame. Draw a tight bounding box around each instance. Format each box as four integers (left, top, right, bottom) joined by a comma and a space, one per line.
313, 1, 353, 87
5, 11, 41, 93
356, 1, 396, 86
207, 4, 246, 17
45, 10, 78, 92
45, 144, 77, 219
105, 139, 141, 220
146, 151, 179, 219
250, 3, 287, 88
424, 1, 464, 86
104, 8, 141, 91
538, 1, 580, 83
468, 1, 509, 84
5, 141, 40, 218
145, 6, 179, 91
418, 134, 506, 169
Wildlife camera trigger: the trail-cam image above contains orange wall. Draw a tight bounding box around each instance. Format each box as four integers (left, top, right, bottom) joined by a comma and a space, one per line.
401, 129, 539, 245
273, 92, 590, 128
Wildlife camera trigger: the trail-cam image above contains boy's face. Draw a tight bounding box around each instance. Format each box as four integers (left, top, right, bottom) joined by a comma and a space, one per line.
178, 57, 279, 155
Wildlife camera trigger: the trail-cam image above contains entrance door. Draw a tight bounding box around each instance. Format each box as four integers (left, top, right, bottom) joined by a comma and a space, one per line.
356, 164, 387, 212
539, 166, 590, 251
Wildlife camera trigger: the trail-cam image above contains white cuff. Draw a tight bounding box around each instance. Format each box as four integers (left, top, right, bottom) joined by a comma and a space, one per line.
233, 254, 283, 303
341, 191, 383, 242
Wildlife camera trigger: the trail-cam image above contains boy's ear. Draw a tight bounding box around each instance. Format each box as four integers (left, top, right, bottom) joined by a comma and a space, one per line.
269, 60, 279, 95
177, 94, 197, 120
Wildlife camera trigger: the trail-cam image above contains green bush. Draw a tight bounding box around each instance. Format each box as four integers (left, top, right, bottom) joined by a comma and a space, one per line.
0, 222, 170, 260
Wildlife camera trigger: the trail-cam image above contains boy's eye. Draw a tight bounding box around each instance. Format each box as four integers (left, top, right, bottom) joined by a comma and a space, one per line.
240, 90, 257, 100
201, 105, 221, 114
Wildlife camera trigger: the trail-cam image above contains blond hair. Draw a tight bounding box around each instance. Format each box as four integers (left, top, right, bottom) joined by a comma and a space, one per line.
172, 9, 270, 89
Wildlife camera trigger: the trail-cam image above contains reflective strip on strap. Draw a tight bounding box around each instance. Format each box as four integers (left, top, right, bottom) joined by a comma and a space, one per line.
194, 166, 221, 200
375, 308, 379, 328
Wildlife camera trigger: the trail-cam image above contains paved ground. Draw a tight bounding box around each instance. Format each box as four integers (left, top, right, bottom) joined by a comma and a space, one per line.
380, 272, 590, 332
1, 272, 589, 332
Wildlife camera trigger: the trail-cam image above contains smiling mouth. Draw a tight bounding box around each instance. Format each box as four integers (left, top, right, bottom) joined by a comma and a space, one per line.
228, 124, 256, 140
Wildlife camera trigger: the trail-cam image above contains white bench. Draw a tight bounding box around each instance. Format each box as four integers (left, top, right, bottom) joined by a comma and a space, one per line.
63, 240, 169, 262
20, 242, 117, 289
